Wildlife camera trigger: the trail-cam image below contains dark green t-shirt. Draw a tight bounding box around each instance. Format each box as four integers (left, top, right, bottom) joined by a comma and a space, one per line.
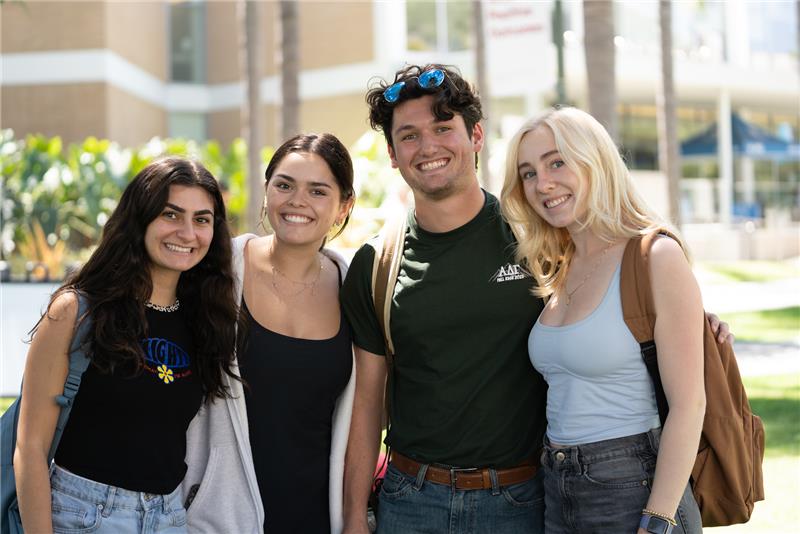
341, 192, 547, 468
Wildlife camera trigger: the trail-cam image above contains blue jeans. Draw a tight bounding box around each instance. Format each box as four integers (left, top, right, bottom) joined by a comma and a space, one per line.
376, 462, 545, 534
50, 465, 187, 534
541, 428, 702, 533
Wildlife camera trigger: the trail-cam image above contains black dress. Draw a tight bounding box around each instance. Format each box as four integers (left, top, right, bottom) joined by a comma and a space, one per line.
239, 267, 353, 533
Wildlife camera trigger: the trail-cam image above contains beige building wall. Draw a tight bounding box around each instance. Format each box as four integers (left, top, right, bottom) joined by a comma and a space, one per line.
2, 0, 376, 148
208, 109, 242, 148
206, 2, 279, 81
1, 1, 106, 52
209, 94, 371, 152
207, 106, 280, 150
1, 84, 108, 143
107, 86, 167, 147
301, 93, 371, 148
261, 2, 279, 77
105, 2, 168, 80
206, 1, 240, 84
300, 2, 374, 69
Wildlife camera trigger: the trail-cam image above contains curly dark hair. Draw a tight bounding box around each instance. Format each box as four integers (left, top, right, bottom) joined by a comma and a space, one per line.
262, 132, 355, 241
366, 63, 484, 150
39, 157, 240, 399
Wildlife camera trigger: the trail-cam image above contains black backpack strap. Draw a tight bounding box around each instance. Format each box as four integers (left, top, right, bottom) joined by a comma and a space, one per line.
640, 340, 668, 426
47, 294, 92, 461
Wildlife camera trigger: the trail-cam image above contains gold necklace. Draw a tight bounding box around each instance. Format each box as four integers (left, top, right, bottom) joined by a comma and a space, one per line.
563, 241, 615, 306
271, 256, 323, 299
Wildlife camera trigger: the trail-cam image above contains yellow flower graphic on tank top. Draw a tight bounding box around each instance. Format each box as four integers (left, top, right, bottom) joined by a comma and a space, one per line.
157, 364, 175, 384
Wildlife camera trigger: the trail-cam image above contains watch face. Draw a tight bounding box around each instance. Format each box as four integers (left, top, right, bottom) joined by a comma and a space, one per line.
643, 515, 672, 534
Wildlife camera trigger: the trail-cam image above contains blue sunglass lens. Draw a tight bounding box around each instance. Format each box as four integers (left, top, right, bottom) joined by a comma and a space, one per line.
383, 81, 405, 103
418, 69, 445, 89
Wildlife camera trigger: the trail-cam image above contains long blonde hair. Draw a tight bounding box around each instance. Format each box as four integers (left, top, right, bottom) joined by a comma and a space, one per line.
500, 107, 676, 298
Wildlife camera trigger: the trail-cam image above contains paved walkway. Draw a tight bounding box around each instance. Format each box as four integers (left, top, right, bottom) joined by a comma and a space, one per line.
693, 272, 799, 377
697, 277, 800, 314
735, 341, 800, 377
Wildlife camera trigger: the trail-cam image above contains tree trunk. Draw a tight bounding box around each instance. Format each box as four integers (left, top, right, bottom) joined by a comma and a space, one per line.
279, 0, 300, 140
582, 0, 617, 141
656, 0, 681, 226
472, 0, 492, 191
238, 0, 263, 231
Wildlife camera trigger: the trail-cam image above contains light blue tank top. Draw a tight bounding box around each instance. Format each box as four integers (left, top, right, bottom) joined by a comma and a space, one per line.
529, 263, 661, 445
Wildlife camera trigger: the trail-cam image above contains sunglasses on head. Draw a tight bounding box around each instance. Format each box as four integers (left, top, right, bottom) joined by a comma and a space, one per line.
383, 68, 446, 103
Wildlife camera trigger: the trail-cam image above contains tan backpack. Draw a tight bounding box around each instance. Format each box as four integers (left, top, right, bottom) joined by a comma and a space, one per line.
620, 231, 765, 527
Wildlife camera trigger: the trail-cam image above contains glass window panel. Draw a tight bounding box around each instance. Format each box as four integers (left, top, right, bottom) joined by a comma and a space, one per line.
447, 1, 472, 52
168, 112, 207, 142
170, 1, 206, 83
407, 0, 437, 51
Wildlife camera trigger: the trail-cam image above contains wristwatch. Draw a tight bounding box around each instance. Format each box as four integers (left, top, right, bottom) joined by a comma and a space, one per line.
639, 513, 675, 534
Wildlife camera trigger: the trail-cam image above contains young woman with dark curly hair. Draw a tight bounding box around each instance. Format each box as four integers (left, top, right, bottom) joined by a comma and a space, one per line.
14, 157, 239, 534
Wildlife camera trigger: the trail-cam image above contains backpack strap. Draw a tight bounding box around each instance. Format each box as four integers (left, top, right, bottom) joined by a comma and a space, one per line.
371, 216, 407, 366
47, 294, 92, 461
620, 230, 679, 426
368, 215, 406, 484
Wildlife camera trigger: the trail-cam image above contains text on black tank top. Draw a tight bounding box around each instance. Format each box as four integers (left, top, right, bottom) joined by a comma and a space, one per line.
55, 307, 203, 494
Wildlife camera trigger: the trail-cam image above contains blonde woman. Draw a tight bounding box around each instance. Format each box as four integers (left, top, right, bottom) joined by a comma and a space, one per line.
501, 107, 704, 534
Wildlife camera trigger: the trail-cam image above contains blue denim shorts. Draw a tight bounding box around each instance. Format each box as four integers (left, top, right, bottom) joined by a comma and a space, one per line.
50, 464, 187, 534
541, 428, 702, 534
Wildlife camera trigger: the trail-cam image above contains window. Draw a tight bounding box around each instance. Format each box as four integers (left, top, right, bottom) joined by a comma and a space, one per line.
168, 112, 207, 142
406, 0, 472, 53
170, 1, 206, 83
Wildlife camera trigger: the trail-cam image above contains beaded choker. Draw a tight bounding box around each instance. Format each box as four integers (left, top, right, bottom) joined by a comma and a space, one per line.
145, 299, 180, 313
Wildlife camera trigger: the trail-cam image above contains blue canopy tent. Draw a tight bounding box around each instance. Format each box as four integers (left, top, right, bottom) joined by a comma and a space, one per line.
680, 113, 799, 220
681, 113, 798, 160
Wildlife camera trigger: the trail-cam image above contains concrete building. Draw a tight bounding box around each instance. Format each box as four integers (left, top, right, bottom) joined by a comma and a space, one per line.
2, 0, 798, 257
1, 0, 376, 148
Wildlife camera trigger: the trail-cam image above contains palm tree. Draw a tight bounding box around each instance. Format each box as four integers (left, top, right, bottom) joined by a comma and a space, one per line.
582, 0, 617, 141
472, 0, 492, 191
655, 0, 681, 226
238, 0, 263, 230
279, 0, 300, 140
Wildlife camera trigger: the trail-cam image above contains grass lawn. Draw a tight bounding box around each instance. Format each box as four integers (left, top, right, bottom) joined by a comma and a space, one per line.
697, 260, 799, 283
723, 306, 800, 344
0, 397, 14, 413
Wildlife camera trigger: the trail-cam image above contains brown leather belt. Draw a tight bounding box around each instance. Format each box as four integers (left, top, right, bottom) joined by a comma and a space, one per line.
391, 452, 539, 491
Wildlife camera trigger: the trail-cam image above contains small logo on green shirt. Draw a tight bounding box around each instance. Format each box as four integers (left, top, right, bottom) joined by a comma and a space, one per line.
489, 263, 532, 283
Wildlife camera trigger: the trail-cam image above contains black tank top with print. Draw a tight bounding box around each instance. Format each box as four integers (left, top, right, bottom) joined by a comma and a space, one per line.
55, 307, 202, 494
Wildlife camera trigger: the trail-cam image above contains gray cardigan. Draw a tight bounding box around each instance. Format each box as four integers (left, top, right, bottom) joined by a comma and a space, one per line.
183, 234, 356, 533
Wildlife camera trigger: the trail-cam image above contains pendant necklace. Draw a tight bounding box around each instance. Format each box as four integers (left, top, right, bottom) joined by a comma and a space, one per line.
563, 240, 615, 306
271, 256, 323, 299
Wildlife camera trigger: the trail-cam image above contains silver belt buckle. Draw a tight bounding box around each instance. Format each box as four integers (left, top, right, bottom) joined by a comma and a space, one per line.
449, 466, 479, 488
